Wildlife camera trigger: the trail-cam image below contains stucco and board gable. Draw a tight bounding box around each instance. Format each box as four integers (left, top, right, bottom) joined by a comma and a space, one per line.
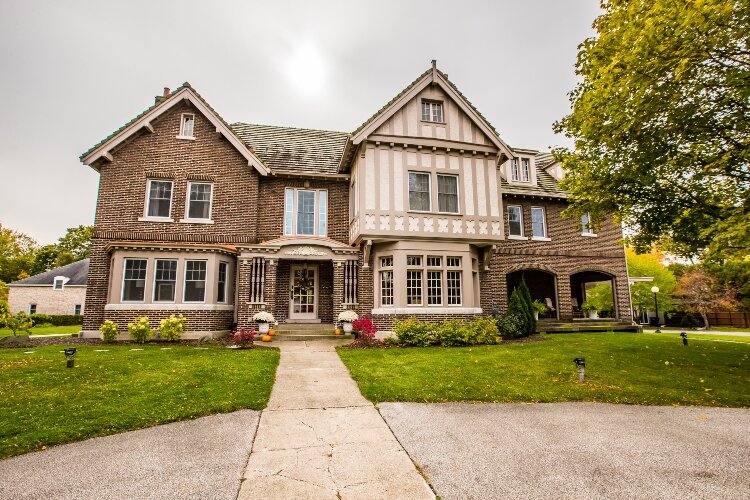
79, 63, 632, 336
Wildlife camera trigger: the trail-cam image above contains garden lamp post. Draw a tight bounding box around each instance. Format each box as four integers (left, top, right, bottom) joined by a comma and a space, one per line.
651, 286, 661, 333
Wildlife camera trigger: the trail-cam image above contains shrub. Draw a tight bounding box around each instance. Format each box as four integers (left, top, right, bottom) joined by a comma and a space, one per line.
466, 316, 501, 345
352, 316, 378, 341
393, 318, 436, 346
498, 311, 526, 339
127, 316, 152, 343
435, 320, 470, 346
28, 314, 83, 326
232, 327, 256, 348
159, 314, 186, 341
3, 311, 33, 336
99, 320, 119, 342
516, 279, 537, 335
507, 285, 534, 337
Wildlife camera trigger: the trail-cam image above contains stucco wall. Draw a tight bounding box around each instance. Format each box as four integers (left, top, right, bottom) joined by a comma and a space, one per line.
9, 286, 86, 315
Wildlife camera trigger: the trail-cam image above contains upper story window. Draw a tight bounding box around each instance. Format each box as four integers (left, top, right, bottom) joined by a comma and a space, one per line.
421, 101, 444, 122
437, 174, 459, 213
154, 259, 177, 302
186, 182, 213, 221
531, 207, 547, 238
184, 260, 207, 302
53, 277, 65, 290
581, 212, 597, 236
520, 159, 531, 182
146, 180, 173, 219
284, 188, 328, 236
510, 160, 520, 182
408, 172, 431, 212
507, 205, 524, 237
178, 113, 195, 139
122, 258, 147, 302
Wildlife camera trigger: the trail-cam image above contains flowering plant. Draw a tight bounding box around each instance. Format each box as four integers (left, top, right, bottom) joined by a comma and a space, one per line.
232, 327, 256, 348
100, 320, 119, 342
337, 310, 359, 323
352, 316, 378, 341
127, 316, 152, 344
159, 314, 186, 341
252, 311, 275, 323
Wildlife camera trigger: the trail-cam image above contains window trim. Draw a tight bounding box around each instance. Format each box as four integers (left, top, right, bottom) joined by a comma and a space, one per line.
152, 259, 178, 303
436, 174, 460, 214
121, 258, 148, 303
379, 258, 394, 307
408, 171, 432, 213
420, 99, 445, 123
73, 304, 82, 315
520, 159, 531, 183
507, 204, 524, 237
283, 187, 328, 236
29, 304, 37, 315
183, 259, 208, 304
142, 179, 174, 222
53, 277, 65, 291
177, 113, 196, 140
530, 206, 548, 239
182, 181, 214, 223
217, 261, 228, 304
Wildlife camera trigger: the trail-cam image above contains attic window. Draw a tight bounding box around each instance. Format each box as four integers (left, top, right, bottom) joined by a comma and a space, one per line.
178, 114, 195, 139
421, 101, 444, 123
521, 159, 531, 182
53, 277, 65, 290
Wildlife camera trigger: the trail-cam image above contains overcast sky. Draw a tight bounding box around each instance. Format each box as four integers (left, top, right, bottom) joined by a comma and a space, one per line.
0, 0, 600, 244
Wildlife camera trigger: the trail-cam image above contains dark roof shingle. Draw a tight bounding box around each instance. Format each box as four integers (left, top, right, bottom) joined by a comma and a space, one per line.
10, 259, 89, 286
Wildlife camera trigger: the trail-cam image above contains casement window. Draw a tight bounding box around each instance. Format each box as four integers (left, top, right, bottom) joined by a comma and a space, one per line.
531, 207, 547, 238
507, 205, 524, 237
146, 180, 173, 218
184, 260, 207, 302
153, 259, 178, 302
379, 256, 394, 306
520, 159, 531, 182
408, 172, 431, 212
186, 182, 213, 220
581, 212, 597, 236
283, 188, 328, 236
446, 257, 462, 305
73, 304, 82, 315
29, 304, 37, 315
509, 160, 519, 182
406, 255, 423, 305
179, 113, 195, 138
53, 277, 64, 290
427, 257, 443, 305
437, 174, 459, 213
217, 261, 228, 303
122, 259, 147, 302
421, 101, 444, 122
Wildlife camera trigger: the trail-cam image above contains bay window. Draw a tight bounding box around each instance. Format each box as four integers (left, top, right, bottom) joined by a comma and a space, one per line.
379, 256, 393, 306
184, 260, 207, 302
153, 259, 177, 302
122, 259, 147, 302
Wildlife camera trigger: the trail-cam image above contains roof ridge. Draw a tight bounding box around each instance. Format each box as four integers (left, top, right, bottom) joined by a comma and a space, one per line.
231, 122, 349, 136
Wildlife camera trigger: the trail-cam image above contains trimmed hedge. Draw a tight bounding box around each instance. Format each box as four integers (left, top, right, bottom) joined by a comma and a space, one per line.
29, 314, 83, 326
391, 317, 500, 347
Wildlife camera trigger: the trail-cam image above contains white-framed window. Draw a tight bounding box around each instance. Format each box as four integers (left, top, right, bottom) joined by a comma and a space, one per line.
217, 261, 228, 303
521, 159, 531, 182
507, 205, 523, 237
427, 256, 442, 305
186, 182, 213, 221
29, 304, 37, 315
379, 256, 394, 306
408, 171, 431, 212
73, 304, 82, 315
183, 260, 207, 302
509, 160, 519, 182
531, 207, 547, 238
437, 174, 459, 214
179, 113, 195, 139
283, 188, 328, 236
122, 258, 147, 302
421, 101, 444, 122
146, 180, 173, 219
446, 257, 462, 305
153, 259, 178, 302
53, 277, 64, 290
406, 255, 423, 305
582, 212, 597, 236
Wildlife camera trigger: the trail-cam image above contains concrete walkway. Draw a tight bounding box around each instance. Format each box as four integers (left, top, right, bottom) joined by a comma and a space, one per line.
238, 340, 434, 499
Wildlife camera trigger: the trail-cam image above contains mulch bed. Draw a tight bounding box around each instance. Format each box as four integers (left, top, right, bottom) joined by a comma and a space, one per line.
0, 335, 275, 350
340, 334, 547, 349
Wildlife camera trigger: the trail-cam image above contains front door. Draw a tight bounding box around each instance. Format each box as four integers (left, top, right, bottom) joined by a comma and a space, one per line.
289, 264, 318, 320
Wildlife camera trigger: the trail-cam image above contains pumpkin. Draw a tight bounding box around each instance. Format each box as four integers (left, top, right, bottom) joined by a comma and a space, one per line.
334, 328, 342, 335
261, 334, 272, 342
269, 328, 277, 336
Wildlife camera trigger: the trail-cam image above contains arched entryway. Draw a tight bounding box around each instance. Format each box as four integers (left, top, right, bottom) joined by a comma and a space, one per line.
570, 270, 617, 319
507, 269, 558, 320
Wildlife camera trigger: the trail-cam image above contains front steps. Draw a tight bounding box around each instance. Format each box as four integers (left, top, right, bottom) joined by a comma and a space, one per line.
273, 323, 354, 341
538, 319, 642, 334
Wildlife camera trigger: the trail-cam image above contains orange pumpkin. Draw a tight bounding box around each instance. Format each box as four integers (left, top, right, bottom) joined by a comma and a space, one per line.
334, 328, 342, 335
269, 328, 277, 336
261, 334, 272, 342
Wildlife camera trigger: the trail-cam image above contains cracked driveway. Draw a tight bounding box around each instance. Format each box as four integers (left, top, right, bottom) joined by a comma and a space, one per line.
237, 341, 434, 500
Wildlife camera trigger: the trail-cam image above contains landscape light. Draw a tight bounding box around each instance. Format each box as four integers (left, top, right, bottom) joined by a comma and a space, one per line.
651, 286, 661, 333
680, 331, 688, 346
573, 357, 586, 382
64, 347, 77, 368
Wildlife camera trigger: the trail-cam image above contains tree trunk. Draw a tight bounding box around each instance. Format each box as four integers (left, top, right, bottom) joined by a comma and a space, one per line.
700, 311, 710, 331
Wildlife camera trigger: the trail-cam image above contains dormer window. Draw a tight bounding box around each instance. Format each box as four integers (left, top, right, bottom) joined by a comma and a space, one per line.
421, 101, 444, 123
53, 277, 65, 290
178, 113, 195, 139
520, 159, 531, 182
510, 160, 520, 182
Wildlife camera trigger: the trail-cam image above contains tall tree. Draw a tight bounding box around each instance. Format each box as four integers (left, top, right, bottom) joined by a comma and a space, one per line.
56, 225, 93, 261
0, 224, 36, 283
626, 248, 677, 317
555, 0, 750, 259
676, 268, 738, 329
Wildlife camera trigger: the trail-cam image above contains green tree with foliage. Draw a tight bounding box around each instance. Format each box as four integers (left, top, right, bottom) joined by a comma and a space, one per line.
555, 0, 750, 259
626, 248, 677, 318
704, 259, 750, 310
56, 225, 93, 261
676, 268, 738, 329
516, 278, 536, 335
0, 224, 36, 283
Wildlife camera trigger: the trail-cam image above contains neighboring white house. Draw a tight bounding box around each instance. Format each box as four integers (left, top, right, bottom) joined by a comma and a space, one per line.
8, 259, 89, 315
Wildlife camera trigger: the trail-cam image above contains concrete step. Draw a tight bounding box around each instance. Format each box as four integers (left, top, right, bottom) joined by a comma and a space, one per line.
538, 321, 641, 334
273, 333, 355, 341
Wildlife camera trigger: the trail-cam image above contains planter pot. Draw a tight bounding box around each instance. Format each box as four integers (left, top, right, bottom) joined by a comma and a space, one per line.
261, 334, 272, 342
588, 311, 599, 319
258, 323, 270, 334
533, 311, 539, 321
342, 322, 353, 334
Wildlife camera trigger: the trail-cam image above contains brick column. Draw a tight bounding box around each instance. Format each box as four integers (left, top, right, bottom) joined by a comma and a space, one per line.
82, 238, 110, 333
332, 261, 346, 323
264, 259, 278, 321
236, 258, 252, 327
557, 275, 573, 321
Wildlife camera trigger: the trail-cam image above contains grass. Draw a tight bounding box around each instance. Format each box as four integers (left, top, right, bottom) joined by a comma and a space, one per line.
0, 344, 279, 458
337, 333, 750, 407
0, 325, 81, 337
648, 332, 750, 344
648, 326, 750, 333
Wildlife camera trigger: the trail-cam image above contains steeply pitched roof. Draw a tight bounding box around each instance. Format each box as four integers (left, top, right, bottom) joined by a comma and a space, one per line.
231, 123, 349, 175
10, 259, 89, 286
501, 152, 568, 199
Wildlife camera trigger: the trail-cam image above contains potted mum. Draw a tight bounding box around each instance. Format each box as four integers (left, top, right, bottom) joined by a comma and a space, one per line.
252, 311, 275, 334
581, 300, 599, 319
337, 310, 359, 334
531, 300, 548, 321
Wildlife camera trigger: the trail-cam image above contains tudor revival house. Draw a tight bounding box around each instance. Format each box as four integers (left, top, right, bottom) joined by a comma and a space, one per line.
80, 63, 632, 337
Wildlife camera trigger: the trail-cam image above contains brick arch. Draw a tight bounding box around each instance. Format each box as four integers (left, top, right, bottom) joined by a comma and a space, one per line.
505, 263, 559, 276
568, 265, 617, 277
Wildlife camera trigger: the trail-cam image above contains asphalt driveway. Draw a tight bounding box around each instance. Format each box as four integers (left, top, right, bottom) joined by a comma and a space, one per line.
379, 402, 750, 500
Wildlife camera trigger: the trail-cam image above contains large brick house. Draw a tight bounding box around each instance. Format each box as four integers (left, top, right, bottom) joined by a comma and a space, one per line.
79, 62, 632, 337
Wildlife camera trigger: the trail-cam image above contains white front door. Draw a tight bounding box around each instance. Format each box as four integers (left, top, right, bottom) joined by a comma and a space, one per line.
289, 264, 318, 320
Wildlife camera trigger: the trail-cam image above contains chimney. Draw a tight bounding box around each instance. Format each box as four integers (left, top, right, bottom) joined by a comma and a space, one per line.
154, 87, 171, 105
163, 87, 170, 97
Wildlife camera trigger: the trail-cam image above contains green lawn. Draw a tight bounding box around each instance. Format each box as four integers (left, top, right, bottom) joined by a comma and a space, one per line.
0, 325, 81, 337
647, 326, 750, 333
0, 344, 279, 458
648, 332, 750, 344
338, 333, 750, 407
